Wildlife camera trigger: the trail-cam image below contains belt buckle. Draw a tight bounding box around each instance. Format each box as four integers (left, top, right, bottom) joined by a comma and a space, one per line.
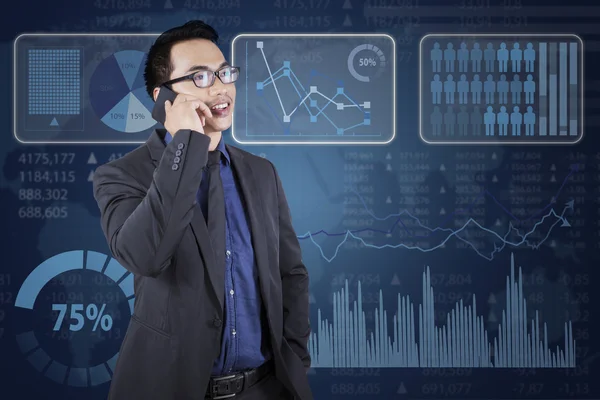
211, 374, 237, 399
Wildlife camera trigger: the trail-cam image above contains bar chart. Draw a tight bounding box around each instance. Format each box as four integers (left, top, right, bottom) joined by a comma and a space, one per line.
419, 34, 583, 144
308, 253, 575, 368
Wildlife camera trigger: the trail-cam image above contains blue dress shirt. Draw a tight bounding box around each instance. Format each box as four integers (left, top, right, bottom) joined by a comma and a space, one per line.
164, 132, 269, 375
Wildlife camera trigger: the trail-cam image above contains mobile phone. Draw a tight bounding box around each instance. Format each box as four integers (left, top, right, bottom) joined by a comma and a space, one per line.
151, 85, 178, 125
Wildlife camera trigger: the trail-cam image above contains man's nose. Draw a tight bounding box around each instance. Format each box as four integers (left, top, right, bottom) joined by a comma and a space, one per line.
209, 79, 227, 96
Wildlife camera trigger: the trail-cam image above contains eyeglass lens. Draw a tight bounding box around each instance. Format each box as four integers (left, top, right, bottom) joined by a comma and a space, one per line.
192, 67, 239, 88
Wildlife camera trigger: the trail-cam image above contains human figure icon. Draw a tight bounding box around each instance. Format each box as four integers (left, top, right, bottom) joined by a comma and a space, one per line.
458, 42, 469, 72
524, 74, 535, 104
484, 74, 496, 104
431, 106, 443, 136
510, 105, 522, 135
511, 42, 522, 72
484, 105, 495, 136
497, 42, 508, 72
431, 42, 442, 72
444, 74, 456, 104
524, 42, 535, 72
471, 106, 483, 135
511, 74, 522, 104
484, 42, 495, 72
444, 43, 456, 72
497, 105, 509, 135
497, 74, 509, 104
444, 105, 456, 135
471, 74, 482, 104
431, 74, 442, 104
458, 105, 469, 135
458, 74, 469, 104
524, 106, 535, 135
471, 42, 482, 73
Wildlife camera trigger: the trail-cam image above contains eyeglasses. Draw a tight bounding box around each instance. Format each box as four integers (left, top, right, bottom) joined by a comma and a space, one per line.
162, 66, 240, 89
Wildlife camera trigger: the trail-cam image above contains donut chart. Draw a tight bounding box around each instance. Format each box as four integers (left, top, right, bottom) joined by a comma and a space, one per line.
14, 250, 134, 386
89, 50, 157, 133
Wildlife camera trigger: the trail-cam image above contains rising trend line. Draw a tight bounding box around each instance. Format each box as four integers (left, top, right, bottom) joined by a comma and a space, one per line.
298, 165, 578, 262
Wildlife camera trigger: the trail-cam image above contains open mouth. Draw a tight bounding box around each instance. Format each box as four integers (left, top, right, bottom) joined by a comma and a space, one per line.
210, 102, 231, 117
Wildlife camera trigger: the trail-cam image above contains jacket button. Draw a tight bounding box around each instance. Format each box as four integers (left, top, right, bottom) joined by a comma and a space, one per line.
213, 318, 222, 328
177, 143, 185, 150
172, 164, 179, 171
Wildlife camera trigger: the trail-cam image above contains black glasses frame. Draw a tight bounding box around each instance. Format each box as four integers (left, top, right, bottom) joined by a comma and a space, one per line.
162, 66, 240, 89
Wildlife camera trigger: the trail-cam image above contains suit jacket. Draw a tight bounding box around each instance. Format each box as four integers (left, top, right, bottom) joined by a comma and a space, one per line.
92, 129, 313, 400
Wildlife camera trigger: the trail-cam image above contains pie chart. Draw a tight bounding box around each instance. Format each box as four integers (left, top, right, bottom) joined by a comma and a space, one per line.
89, 50, 157, 133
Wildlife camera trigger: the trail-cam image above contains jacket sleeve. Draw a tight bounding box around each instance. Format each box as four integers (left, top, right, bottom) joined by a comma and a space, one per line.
273, 163, 311, 369
93, 130, 211, 277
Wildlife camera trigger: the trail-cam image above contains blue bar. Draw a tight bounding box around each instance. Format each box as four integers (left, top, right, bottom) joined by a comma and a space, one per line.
539, 43, 547, 136
540, 43, 547, 95
549, 43, 558, 136
343, 290, 346, 366
570, 42, 578, 136
426, 271, 432, 366
550, 75, 557, 136
569, 42, 578, 84
559, 43, 567, 135
515, 268, 523, 367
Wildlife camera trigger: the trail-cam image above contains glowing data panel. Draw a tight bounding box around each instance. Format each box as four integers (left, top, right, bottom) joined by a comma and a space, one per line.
14, 34, 160, 144
231, 34, 396, 145
419, 34, 584, 145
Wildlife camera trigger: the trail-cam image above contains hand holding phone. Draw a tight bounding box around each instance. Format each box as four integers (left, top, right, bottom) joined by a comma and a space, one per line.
151, 86, 212, 135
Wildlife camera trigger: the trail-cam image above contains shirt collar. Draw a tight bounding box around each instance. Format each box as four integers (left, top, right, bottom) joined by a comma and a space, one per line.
164, 131, 230, 164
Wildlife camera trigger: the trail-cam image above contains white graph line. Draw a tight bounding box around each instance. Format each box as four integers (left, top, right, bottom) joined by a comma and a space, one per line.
259, 47, 286, 117
288, 91, 343, 118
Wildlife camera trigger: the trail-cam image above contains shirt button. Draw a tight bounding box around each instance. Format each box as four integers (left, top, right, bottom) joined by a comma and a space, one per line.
232, 329, 236, 335
226, 250, 231, 258
229, 289, 234, 295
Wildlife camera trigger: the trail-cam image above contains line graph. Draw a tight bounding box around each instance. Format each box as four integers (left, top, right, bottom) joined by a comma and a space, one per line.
298, 165, 578, 262
308, 253, 575, 368
230, 34, 395, 144
257, 57, 370, 132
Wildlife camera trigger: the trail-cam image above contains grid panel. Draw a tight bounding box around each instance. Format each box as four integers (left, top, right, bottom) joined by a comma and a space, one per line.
28, 49, 81, 115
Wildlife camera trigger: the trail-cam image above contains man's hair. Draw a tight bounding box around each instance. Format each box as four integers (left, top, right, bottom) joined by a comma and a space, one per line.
143, 20, 219, 98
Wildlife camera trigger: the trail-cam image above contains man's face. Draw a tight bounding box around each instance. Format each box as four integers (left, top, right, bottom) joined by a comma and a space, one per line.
167, 39, 236, 135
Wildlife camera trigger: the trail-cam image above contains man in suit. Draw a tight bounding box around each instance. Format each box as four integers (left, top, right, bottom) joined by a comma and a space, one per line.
93, 20, 313, 400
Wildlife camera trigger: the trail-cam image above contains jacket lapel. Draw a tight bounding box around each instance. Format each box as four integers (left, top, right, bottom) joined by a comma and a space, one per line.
189, 205, 224, 311
146, 130, 223, 311
227, 145, 271, 304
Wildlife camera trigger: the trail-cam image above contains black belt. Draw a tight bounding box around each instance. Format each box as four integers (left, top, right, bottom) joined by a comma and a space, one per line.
206, 361, 273, 399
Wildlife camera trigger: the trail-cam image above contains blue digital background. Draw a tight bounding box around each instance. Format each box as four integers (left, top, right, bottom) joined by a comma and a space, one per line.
0, 0, 598, 399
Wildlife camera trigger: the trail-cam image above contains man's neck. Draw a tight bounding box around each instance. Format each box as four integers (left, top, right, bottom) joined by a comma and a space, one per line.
205, 131, 222, 151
